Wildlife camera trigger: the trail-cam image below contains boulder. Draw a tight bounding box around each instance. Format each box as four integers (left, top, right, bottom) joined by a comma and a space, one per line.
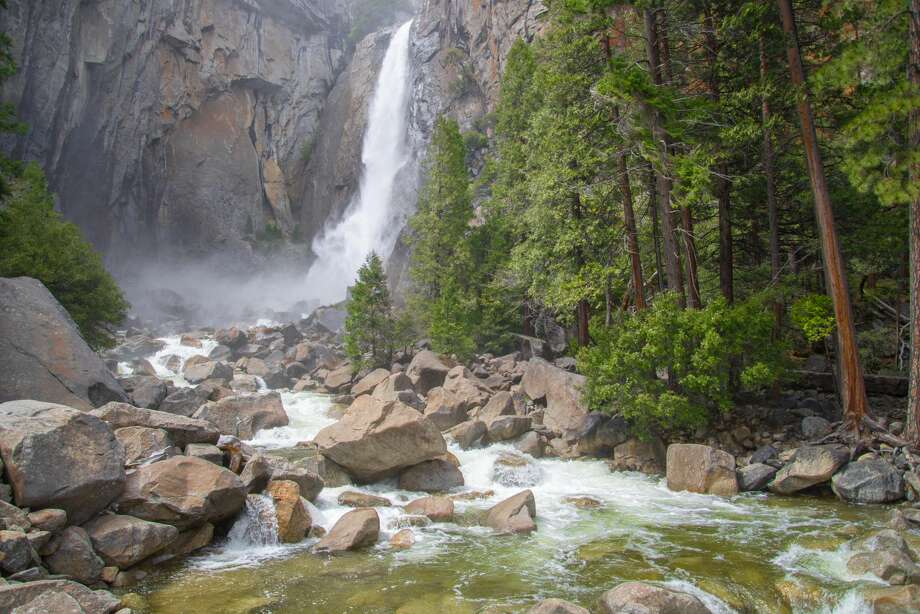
573, 413, 629, 457
0, 500, 31, 531
116, 426, 176, 466
848, 549, 920, 585
83, 514, 178, 568
156, 522, 214, 561
598, 582, 711, 614
666, 444, 738, 497
0, 530, 33, 574
215, 327, 247, 350
116, 456, 247, 529
0, 401, 126, 524
862, 585, 920, 612
515, 431, 545, 458
239, 455, 272, 493
749, 444, 778, 465
406, 350, 450, 395
769, 445, 849, 494
262, 456, 324, 501
521, 359, 587, 435
313, 399, 447, 482
372, 372, 415, 402
424, 388, 470, 431
478, 392, 516, 422
351, 369, 391, 397
801, 415, 832, 439
157, 386, 211, 418
265, 480, 311, 543
398, 459, 465, 492
338, 491, 392, 507
91, 402, 219, 446
442, 371, 491, 410
185, 443, 223, 465
27, 508, 66, 532
446, 420, 487, 450
0, 580, 120, 613
0, 277, 128, 410
486, 416, 532, 442
182, 356, 233, 385
610, 438, 667, 475
737, 463, 778, 492
313, 508, 379, 554
831, 458, 904, 504
229, 374, 260, 393
389, 528, 414, 549
323, 365, 353, 393
119, 376, 168, 410
44, 526, 105, 584
527, 598, 590, 614
193, 393, 289, 439
485, 490, 537, 534
404, 496, 453, 522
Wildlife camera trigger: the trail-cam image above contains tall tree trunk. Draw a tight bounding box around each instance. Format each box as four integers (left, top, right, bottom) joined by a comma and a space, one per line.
778, 0, 869, 428
643, 7, 685, 306
761, 34, 783, 340
614, 108, 646, 310
905, 0, 920, 443
646, 162, 665, 293
577, 300, 590, 347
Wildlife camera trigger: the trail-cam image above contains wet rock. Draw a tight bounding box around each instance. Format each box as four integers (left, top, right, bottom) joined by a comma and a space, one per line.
610, 438, 666, 475
265, 480, 311, 543
527, 598, 590, 614
0, 530, 34, 574
862, 585, 920, 612
45, 526, 105, 584
193, 392, 289, 439
666, 444, 738, 497
442, 369, 492, 410
239, 455, 273, 494
831, 458, 904, 504
120, 376, 168, 410
185, 443, 224, 465
83, 514, 178, 568
424, 387, 470, 431
338, 491, 392, 507
313, 508, 380, 554
157, 386, 211, 418
486, 416, 532, 442
26, 530, 51, 553
27, 508, 66, 532
492, 452, 543, 487
0, 277, 128, 409
564, 496, 601, 509
313, 399, 447, 482
182, 356, 233, 385
737, 463, 777, 492
0, 579, 120, 613
406, 350, 451, 395
352, 369, 391, 397
446, 420, 486, 450
323, 365, 354, 393
229, 374, 260, 393
372, 372, 416, 402
848, 549, 920, 585
156, 522, 214, 561
485, 490, 537, 534
478, 391, 516, 422
215, 327, 247, 350
389, 528, 414, 549
574, 413, 629, 457
521, 358, 587, 435
0, 400, 126, 524
209, 345, 233, 361
801, 416, 832, 440
0, 500, 31, 531
8, 566, 49, 584
598, 582, 712, 614
116, 426, 175, 466
404, 496, 454, 522
749, 444, 778, 465
91, 402, 219, 446
262, 456, 324, 502
398, 459, 464, 492
515, 431, 545, 458
768, 445, 849, 494
116, 456, 247, 529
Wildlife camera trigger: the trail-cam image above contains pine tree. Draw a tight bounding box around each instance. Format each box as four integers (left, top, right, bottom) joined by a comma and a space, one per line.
344, 252, 397, 370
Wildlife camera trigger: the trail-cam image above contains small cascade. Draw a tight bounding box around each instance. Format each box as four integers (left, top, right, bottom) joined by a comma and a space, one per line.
227, 495, 279, 547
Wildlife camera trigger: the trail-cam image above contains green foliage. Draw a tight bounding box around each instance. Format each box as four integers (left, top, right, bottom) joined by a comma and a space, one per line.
790, 294, 835, 344
462, 130, 488, 154
427, 279, 476, 360
579, 294, 785, 435
300, 137, 315, 164
344, 252, 404, 370
0, 163, 129, 349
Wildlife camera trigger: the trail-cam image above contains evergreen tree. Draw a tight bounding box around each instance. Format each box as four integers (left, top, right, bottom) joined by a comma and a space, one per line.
344, 252, 398, 370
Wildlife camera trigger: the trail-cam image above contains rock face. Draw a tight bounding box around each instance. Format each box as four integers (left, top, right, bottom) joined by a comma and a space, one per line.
832, 459, 904, 503
83, 514, 179, 568
0, 277, 127, 410
193, 393, 289, 439
598, 582, 711, 614
485, 490, 537, 534
521, 359, 588, 435
666, 444, 738, 497
769, 445, 849, 495
313, 508, 379, 554
1, 0, 352, 262
116, 456, 247, 528
313, 399, 447, 481
0, 400, 126, 525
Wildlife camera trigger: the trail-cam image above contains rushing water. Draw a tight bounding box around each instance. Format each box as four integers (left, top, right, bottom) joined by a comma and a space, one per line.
304, 19, 415, 305
128, 335, 901, 613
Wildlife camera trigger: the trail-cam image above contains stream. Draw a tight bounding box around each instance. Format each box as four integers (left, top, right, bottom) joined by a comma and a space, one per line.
122, 336, 899, 614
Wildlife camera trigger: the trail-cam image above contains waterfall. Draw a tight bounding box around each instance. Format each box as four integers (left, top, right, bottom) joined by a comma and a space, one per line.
305, 20, 414, 304
227, 494, 279, 547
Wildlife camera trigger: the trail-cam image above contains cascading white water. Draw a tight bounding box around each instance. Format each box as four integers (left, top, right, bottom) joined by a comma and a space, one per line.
304, 20, 414, 304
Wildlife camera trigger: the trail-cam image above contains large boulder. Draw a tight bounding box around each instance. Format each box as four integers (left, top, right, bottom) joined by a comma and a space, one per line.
573, 413, 629, 457
193, 393, 289, 439
485, 490, 537, 534
0, 530, 33, 574
44, 526, 105, 584
116, 456, 247, 529
832, 459, 904, 504
90, 402, 219, 446
610, 438, 666, 475
442, 369, 491, 410
119, 376, 168, 410
0, 401, 125, 524
666, 444, 738, 497
424, 387, 470, 431
398, 459, 465, 492
521, 358, 587, 435
372, 372, 415, 402
323, 365, 353, 393
313, 399, 447, 482
0, 277, 128, 409
262, 456, 325, 501
182, 356, 233, 385
265, 480, 311, 543
447, 420, 487, 450
404, 495, 453, 522
527, 599, 590, 614
83, 514, 178, 568
351, 369, 391, 397
486, 416, 532, 442
158, 386, 211, 417
313, 508, 379, 554
769, 445, 849, 495
737, 463, 778, 492
0, 580, 120, 613
598, 582, 711, 614
406, 350, 450, 395
116, 426, 177, 466
478, 391, 516, 422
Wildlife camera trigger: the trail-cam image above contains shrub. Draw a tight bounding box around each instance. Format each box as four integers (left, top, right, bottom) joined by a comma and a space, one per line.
578, 293, 785, 435
0, 163, 128, 349
344, 253, 407, 370
790, 293, 835, 344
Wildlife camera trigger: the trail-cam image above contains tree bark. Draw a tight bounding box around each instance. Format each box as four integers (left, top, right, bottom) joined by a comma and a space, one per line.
643, 8, 685, 306
646, 161, 665, 293
761, 34, 783, 339
905, 0, 920, 443
614, 107, 646, 310
777, 0, 869, 428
